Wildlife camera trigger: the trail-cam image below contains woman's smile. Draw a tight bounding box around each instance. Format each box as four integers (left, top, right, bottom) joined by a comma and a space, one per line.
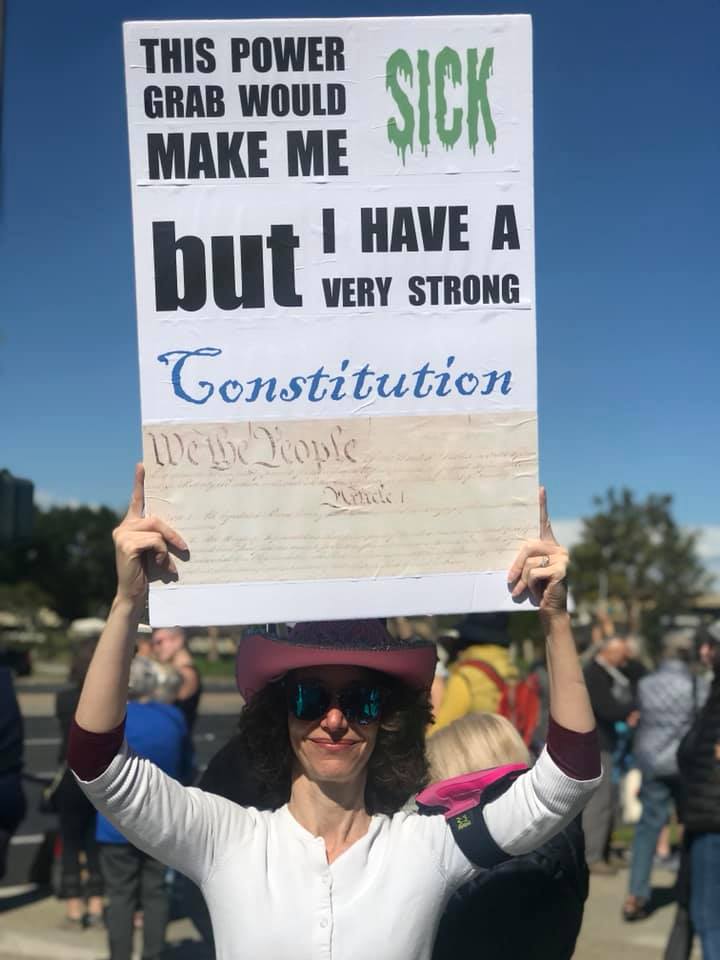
308, 737, 362, 752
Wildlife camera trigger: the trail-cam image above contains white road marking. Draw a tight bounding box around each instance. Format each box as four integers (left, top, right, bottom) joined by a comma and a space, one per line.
10, 834, 45, 846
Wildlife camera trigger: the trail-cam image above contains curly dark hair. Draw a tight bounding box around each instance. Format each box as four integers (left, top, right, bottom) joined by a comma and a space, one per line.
216, 673, 433, 815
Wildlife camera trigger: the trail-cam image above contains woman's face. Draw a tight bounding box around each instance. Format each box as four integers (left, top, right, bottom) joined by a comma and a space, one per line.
287, 665, 381, 788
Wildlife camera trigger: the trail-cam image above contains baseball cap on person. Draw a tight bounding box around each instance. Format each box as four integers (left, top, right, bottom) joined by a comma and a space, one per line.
457, 613, 511, 648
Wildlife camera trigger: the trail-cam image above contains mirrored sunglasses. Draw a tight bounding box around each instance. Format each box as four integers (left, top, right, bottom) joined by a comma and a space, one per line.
285, 680, 385, 725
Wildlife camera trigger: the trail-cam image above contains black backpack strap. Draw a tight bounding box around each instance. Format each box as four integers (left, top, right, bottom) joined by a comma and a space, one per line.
445, 769, 525, 869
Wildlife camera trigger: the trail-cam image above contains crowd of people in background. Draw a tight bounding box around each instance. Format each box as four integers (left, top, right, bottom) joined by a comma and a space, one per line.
410, 612, 720, 959
47, 625, 201, 959
578, 619, 720, 959
3, 611, 720, 959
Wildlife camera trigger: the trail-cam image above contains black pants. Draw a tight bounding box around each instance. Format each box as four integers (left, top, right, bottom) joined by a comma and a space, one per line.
100, 844, 169, 960
56, 771, 103, 898
0, 772, 26, 880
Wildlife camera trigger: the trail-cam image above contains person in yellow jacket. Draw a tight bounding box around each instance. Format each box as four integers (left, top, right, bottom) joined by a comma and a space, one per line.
431, 614, 518, 734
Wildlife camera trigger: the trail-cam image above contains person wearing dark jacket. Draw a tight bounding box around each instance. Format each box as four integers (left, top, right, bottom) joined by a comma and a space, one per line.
583, 637, 639, 873
0, 667, 26, 879
55, 638, 104, 927
678, 636, 720, 960
97, 656, 191, 960
425, 712, 588, 960
432, 816, 587, 960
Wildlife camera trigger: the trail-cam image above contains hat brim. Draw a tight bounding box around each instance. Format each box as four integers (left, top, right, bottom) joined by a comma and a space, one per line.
236, 633, 437, 701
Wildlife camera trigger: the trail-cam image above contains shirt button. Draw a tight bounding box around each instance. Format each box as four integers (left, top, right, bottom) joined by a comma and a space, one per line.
320, 919, 328, 929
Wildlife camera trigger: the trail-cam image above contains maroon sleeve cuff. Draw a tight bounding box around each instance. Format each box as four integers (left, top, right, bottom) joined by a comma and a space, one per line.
68, 717, 126, 781
546, 716, 601, 780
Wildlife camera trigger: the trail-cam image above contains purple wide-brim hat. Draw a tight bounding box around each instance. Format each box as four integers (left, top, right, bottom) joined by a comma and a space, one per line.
235, 620, 437, 701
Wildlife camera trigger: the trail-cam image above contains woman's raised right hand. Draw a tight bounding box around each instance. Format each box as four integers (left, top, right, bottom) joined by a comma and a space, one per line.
113, 464, 188, 604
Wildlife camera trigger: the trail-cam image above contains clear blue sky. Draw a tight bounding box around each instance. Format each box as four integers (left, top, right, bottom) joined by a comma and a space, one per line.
1, 0, 718, 529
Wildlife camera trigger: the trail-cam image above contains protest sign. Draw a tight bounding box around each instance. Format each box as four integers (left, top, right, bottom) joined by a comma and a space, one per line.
123, 15, 538, 625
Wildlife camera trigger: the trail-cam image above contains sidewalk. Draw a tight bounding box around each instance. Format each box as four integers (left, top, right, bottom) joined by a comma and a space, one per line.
0, 866, 701, 959
0, 886, 210, 960
576, 866, 700, 960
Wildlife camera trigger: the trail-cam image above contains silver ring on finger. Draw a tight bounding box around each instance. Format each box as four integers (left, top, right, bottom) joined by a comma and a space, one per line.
538, 555, 550, 568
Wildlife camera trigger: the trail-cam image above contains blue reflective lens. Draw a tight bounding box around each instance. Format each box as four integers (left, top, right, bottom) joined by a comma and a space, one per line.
286, 682, 383, 725
289, 682, 330, 721
344, 686, 382, 724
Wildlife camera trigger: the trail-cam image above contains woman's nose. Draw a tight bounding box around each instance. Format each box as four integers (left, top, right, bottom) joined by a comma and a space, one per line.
322, 707, 349, 732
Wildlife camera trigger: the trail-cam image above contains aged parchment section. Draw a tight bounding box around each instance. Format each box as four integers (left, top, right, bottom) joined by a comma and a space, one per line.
143, 412, 538, 584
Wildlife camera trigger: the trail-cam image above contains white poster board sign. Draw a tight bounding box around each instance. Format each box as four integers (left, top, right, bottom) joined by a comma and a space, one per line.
123, 15, 538, 626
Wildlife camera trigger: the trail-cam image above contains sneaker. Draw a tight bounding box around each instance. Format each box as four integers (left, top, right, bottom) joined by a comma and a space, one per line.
589, 860, 618, 876
623, 896, 651, 922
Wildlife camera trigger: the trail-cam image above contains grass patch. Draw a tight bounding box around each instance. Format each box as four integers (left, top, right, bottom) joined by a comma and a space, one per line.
194, 655, 236, 678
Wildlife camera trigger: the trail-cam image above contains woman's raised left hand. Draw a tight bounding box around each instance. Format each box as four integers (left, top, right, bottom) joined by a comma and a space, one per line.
507, 487, 568, 617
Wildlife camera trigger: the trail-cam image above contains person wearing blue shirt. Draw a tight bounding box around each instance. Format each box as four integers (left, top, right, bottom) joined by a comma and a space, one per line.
96, 657, 190, 960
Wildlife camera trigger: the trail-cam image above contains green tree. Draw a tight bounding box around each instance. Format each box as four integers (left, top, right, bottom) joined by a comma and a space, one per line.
570, 489, 711, 647
0, 581, 52, 619
0, 504, 120, 620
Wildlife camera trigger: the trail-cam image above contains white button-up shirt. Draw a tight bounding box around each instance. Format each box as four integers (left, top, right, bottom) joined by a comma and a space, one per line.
79, 740, 597, 960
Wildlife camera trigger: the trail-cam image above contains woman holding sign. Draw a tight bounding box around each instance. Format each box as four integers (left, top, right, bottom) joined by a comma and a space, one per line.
69, 466, 600, 960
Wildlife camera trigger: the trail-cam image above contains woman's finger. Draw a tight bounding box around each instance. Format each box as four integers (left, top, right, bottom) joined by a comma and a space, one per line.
527, 560, 566, 590
121, 466, 188, 553
507, 539, 546, 582
124, 463, 145, 521
539, 486, 558, 544
511, 554, 566, 598
517, 561, 567, 604
121, 515, 188, 554
511, 555, 540, 597
508, 539, 565, 584
117, 531, 168, 559
140, 516, 188, 554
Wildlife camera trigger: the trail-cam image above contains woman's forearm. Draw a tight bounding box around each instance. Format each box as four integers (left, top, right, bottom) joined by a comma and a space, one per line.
75, 464, 185, 734
75, 594, 143, 732
543, 612, 595, 733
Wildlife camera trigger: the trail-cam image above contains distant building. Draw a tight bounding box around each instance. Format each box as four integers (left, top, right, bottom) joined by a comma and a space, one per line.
0, 470, 34, 543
